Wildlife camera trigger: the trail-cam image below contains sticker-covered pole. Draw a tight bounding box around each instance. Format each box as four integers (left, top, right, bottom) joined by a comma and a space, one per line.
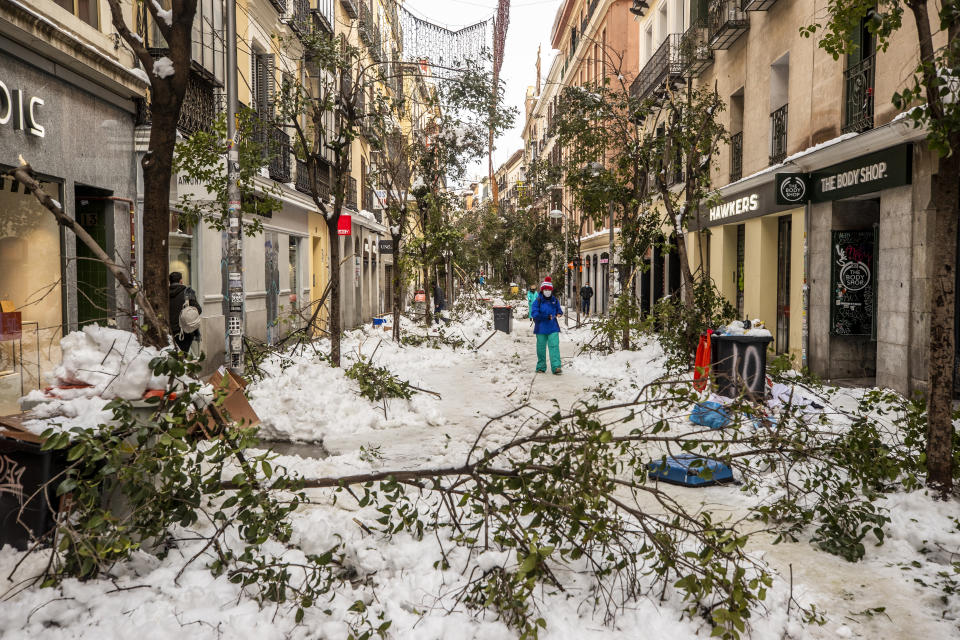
224, 0, 244, 373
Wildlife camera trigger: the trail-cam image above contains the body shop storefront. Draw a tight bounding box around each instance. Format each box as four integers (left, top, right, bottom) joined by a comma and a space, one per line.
689, 180, 805, 362
0, 49, 138, 413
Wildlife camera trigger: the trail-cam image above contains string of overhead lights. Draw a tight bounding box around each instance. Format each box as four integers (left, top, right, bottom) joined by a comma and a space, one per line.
398, 4, 493, 74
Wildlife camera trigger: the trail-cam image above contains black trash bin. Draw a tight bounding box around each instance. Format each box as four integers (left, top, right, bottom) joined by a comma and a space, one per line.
493, 306, 514, 334
711, 334, 773, 400
0, 426, 66, 550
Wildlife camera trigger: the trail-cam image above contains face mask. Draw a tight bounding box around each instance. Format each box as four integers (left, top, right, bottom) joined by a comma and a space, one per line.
543, 290, 552, 298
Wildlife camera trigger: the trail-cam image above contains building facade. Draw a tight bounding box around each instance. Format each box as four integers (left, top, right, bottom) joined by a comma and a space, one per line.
0, 0, 144, 412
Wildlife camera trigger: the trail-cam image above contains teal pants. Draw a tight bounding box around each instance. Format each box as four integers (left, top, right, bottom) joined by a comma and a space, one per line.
536, 332, 561, 372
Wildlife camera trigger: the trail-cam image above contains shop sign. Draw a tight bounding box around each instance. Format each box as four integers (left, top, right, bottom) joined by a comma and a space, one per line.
337, 214, 352, 236
0, 81, 45, 137
698, 180, 797, 228
775, 145, 913, 204
830, 230, 876, 337
378, 239, 393, 253
775, 173, 810, 205
813, 144, 911, 201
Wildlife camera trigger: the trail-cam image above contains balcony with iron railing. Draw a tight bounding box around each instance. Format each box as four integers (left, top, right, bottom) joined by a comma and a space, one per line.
290, 0, 310, 37
136, 58, 222, 136
250, 114, 292, 183
682, 18, 713, 75
769, 104, 788, 165
363, 185, 374, 212
630, 34, 686, 103
709, 0, 749, 50
842, 54, 875, 134
729, 131, 743, 182
741, 0, 779, 10
339, 0, 358, 19
296, 157, 332, 201
269, 0, 287, 14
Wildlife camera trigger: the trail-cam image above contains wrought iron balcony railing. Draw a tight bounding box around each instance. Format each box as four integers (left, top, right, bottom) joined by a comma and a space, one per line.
251, 114, 292, 183
741, 0, 779, 10
630, 34, 686, 103
730, 131, 743, 182
290, 0, 310, 37
682, 19, 713, 75
769, 104, 788, 165
135, 65, 221, 137
709, 0, 749, 50
296, 158, 332, 201
269, 0, 287, 15
842, 54, 876, 134
363, 185, 374, 212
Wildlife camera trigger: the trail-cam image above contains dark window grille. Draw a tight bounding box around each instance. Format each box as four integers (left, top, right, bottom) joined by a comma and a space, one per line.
251, 113, 291, 183
776, 215, 792, 354
136, 67, 220, 136
736, 224, 745, 318
346, 176, 358, 210
730, 131, 743, 182
842, 54, 875, 133
769, 103, 788, 164
630, 33, 685, 102
296, 158, 331, 201
290, 0, 310, 36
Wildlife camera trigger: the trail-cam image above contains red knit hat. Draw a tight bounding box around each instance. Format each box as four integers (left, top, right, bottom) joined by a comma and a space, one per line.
540, 276, 553, 292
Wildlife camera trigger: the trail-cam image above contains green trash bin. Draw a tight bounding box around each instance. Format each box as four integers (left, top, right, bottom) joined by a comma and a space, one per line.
711, 334, 773, 400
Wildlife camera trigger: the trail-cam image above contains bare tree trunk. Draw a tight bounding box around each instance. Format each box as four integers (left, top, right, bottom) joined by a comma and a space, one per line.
423, 264, 433, 327
674, 225, 695, 312
140, 109, 180, 347
925, 151, 959, 497
327, 215, 343, 366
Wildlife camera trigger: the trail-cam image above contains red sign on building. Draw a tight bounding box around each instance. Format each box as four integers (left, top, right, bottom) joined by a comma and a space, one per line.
337, 214, 352, 236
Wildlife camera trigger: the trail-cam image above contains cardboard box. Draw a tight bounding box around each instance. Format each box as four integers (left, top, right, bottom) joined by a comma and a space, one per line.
203, 367, 260, 431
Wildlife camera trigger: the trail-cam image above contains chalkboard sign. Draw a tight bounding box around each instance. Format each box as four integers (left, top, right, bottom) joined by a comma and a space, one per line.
830, 230, 875, 336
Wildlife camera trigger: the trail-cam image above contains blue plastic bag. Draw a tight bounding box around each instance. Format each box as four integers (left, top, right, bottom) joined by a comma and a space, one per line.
690, 401, 731, 430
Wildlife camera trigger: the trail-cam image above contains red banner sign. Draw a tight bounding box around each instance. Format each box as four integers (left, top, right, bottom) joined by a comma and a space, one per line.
337, 214, 352, 236
0, 311, 22, 341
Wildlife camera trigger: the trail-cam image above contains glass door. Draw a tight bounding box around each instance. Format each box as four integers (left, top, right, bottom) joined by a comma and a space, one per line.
776, 216, 792, 354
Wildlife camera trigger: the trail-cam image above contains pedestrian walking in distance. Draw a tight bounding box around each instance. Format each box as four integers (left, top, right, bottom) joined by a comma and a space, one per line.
580, 282, 593, 316
531, 276, 563, 375
169, 271, 202, 353
526, 286, 537, 319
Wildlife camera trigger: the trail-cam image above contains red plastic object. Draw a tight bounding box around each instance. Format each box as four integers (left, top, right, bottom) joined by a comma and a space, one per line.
693, 331, 712, 391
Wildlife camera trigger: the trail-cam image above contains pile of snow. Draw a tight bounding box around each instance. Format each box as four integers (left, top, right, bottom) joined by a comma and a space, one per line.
46, 326, 168, 400
17, 326, 169, 436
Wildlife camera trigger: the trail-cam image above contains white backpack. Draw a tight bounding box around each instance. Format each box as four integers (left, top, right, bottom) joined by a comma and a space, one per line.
178, 298, 201, 337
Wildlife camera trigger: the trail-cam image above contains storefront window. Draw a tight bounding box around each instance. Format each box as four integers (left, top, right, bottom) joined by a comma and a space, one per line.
289, 236, 300, 306
0, 177, 63, 414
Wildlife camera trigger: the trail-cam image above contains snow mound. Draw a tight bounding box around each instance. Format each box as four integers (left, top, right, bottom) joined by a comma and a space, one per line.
49, 326, 168, 400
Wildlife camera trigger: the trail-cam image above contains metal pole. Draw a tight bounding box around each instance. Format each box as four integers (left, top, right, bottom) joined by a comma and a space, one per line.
564, 211, 569, 327
224, 0, 244, 373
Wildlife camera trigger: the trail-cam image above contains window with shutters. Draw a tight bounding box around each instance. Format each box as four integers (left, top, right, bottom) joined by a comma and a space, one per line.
252, 52, 276, 116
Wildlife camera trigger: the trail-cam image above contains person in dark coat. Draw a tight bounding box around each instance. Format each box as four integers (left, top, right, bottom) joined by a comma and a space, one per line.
169, 271, 201, 352
433, 282, 446, 314
530, 276, 563, 374
580, 282, 594, 316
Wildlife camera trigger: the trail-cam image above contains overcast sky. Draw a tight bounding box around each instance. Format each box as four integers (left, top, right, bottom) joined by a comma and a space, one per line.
403, 0, 564, 184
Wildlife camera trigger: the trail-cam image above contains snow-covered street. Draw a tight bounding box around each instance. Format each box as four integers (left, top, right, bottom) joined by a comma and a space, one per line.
2, 306, 958, 640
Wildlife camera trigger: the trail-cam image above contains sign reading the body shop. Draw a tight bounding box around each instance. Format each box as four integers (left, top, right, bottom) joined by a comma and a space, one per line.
813, 144, 912, 201
0, 80, 45, 137
775, 173, 810, 205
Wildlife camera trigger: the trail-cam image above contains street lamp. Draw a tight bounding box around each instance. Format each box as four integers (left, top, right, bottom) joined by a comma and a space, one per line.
549, 208, 568, 326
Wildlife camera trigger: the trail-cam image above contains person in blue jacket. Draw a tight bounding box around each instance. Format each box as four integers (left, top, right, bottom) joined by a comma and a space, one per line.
530, 276, 563, 374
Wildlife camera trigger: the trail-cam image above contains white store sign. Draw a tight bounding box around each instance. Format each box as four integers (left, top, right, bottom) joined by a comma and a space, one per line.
0, 80, 45, 137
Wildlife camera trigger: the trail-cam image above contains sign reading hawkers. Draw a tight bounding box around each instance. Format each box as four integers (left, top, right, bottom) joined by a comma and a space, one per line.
0, 80, 45, 137
709, 193, 759, 222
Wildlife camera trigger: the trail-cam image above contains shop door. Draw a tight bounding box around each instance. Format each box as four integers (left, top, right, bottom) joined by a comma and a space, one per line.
75, 189, 111, 328
736, 224, 745, 319
384, 265, 393, 313
265, 231, 279, 344
668, 235, 681, 297
776, 216, 792, 354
